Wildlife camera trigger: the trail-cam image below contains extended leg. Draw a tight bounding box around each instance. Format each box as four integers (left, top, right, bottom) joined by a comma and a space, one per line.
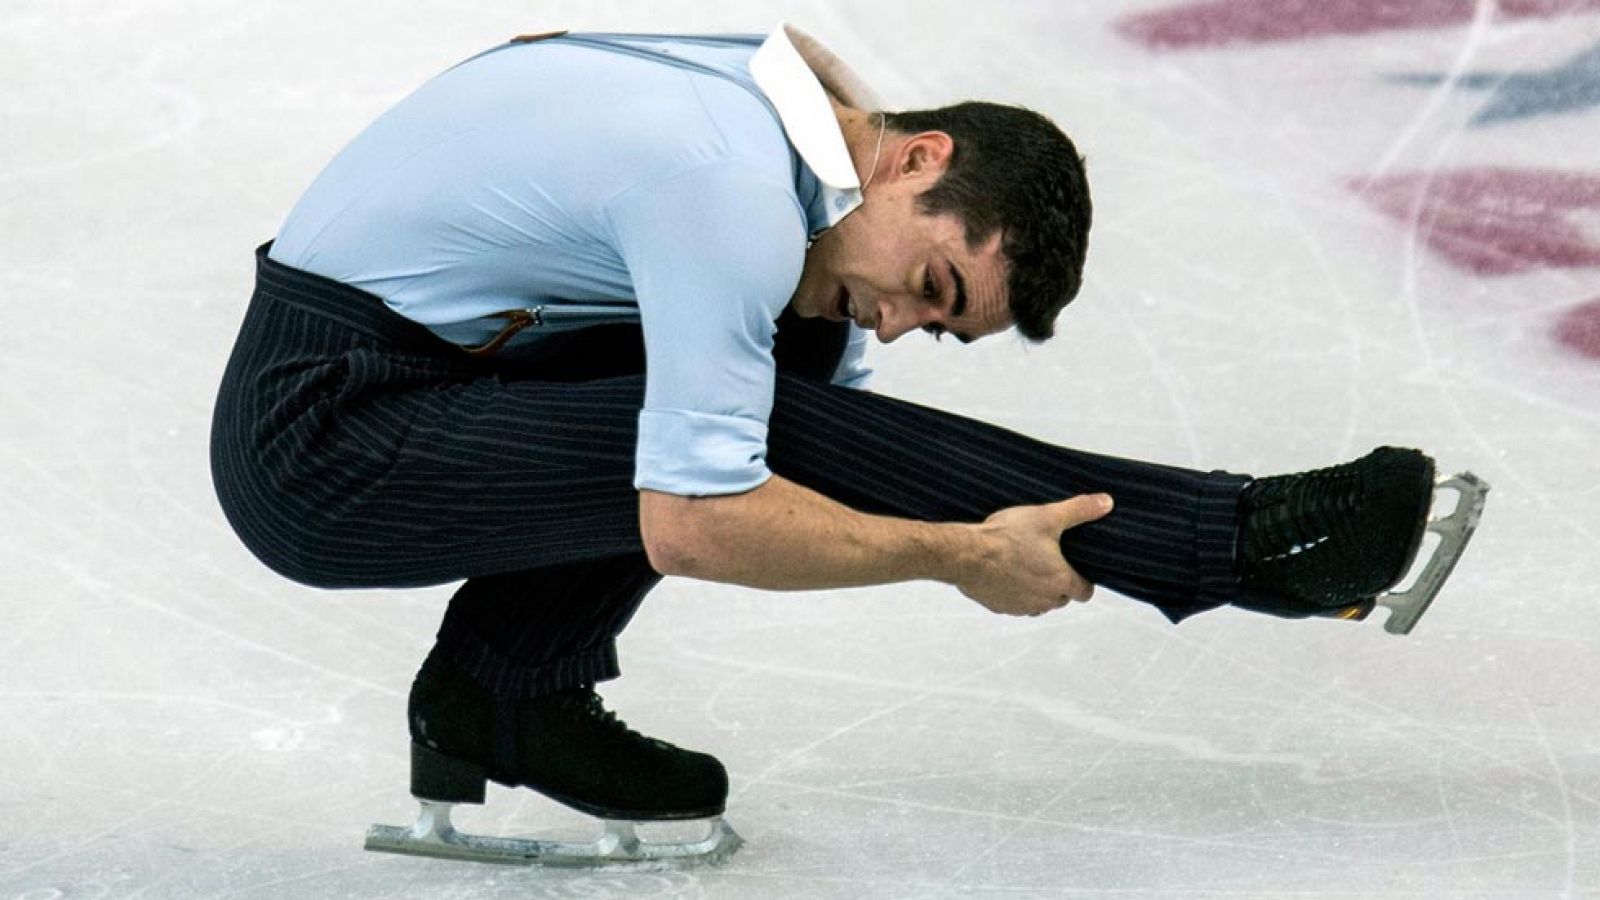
764, 377, 1248, 622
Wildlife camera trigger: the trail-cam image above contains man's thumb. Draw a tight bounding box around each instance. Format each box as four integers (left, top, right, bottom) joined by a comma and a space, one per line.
1058, 493, 1114, 530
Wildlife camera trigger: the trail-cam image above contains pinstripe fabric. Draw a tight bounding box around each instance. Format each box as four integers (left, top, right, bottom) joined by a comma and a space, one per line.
435, 556, 662, 697
211, 244, 1249, 698
765, 385, 1249, 617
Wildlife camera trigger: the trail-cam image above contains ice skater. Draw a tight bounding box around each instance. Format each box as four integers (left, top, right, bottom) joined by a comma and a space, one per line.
209, 25, 1485, 868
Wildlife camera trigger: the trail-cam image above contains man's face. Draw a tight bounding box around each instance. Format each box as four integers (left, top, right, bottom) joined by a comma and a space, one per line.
791, 134, 1012, 344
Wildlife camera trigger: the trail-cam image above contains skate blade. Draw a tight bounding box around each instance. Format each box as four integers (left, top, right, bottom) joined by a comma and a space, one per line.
1376, 472, 1489, 635
364, 801, 743, 870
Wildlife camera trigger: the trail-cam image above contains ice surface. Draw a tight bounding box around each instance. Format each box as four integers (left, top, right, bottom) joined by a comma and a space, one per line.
2, 2, 1597, 898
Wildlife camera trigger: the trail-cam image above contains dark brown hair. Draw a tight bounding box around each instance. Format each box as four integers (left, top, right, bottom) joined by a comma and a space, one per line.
883, 102, 1092, 341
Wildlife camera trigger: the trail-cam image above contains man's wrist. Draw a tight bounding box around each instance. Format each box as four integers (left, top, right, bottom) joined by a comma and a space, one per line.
917, 520, 985, 585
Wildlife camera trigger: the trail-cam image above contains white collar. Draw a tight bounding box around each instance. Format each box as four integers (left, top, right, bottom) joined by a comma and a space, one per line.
749, 23, 886, 231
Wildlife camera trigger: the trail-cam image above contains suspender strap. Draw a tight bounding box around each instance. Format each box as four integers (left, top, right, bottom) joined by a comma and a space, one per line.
510, 30, 568, 43
462, 309, 542, 357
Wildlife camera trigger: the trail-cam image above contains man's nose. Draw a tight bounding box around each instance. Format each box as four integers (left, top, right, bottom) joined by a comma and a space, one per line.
875, 298, 930, 343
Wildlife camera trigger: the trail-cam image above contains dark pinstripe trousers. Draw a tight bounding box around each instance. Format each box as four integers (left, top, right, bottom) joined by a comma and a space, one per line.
211, 245, 1251, 698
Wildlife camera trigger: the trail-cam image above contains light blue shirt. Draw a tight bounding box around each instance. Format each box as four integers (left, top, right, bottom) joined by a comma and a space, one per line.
269, 27, 878, 496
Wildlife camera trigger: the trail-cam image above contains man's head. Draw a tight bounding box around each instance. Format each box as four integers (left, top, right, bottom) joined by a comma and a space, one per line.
794, 101, 1092, 344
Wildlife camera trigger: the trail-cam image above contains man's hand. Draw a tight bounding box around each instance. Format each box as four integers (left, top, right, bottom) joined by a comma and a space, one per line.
956, 494, 1114, 616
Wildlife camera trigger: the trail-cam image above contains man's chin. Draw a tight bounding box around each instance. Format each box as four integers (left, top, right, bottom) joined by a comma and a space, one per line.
790, 295, 827, 320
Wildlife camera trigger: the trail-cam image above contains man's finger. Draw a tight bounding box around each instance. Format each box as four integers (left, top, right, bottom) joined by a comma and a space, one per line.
1055, 493, 1114, 532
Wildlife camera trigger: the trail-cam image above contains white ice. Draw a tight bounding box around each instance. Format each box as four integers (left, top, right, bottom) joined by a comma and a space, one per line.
2, 2, 1597, 898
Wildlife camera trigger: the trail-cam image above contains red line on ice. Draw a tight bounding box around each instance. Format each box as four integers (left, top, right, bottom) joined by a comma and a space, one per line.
1555, 298, 1600, 361
1117, 0, 1600, 50
1350, 168, 1600, 276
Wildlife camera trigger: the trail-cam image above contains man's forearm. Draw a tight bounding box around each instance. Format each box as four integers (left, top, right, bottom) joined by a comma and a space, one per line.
639, 476, 980, 590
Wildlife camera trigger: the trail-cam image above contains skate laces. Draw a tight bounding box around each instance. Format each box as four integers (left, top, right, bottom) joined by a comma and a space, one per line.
567, 690, 675, 752
1242, 460, 1364, 565
1235, 447, 1434, 613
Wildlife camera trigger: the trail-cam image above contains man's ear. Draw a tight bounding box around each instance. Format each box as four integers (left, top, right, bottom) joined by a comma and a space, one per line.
897, 130, 955, 183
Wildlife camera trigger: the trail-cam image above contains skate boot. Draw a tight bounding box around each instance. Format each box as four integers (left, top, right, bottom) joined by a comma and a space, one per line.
1234, 446, 1487, 633
365, 650, 741, 868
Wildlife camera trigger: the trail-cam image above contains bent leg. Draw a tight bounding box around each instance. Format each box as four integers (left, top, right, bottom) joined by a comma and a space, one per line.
213, 255, 1245, 703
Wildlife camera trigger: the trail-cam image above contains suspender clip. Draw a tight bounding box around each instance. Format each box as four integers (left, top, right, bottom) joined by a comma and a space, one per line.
463, 307, 543, 357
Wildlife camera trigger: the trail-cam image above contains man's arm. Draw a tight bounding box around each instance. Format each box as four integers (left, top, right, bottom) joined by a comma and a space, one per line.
640, 476, 1112, 616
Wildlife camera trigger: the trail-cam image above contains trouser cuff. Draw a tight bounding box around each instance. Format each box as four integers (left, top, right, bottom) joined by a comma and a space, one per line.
1163, 469, 1251, 624
434, 617, 621, 698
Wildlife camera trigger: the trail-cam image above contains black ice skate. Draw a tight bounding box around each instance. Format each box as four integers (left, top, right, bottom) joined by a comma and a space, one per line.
364, 652, 741, 869
1235, 446, 1488, 634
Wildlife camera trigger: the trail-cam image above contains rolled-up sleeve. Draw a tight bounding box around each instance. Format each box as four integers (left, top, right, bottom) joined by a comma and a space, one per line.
606, 163, 808, 496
